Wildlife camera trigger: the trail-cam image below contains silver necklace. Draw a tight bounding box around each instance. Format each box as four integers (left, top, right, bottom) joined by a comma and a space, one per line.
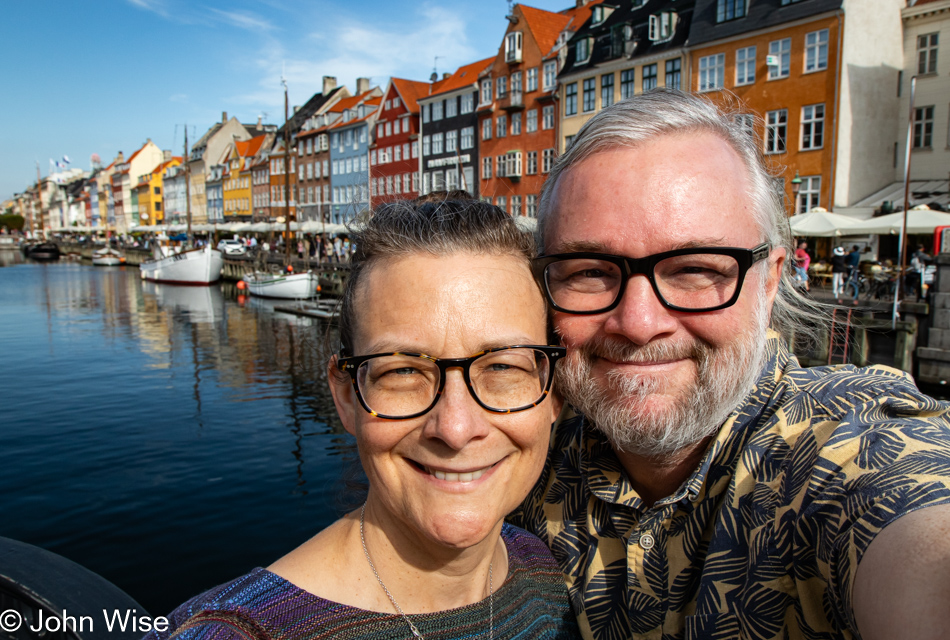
359, 504, 494, 640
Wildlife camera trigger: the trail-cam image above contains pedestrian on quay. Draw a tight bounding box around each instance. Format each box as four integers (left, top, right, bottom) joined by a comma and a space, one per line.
513, 88, 950, 640
793, 240, 810, 291
848, 244, 862, 270
831, 245, 848, 302
909, 243, 932, 301
146, 199, 578, 640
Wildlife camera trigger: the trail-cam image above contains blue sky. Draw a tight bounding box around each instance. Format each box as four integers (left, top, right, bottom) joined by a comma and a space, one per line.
0, 0, 574, 200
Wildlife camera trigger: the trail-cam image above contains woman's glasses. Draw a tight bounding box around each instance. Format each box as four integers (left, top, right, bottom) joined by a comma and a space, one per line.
337, 345, 566, 420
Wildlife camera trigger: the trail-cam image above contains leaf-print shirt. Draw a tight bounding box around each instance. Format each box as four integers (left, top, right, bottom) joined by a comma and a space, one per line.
512, 332, 950, 640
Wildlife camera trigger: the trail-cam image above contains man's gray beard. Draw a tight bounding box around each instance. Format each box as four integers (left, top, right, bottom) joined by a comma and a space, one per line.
555, 293, 770, 459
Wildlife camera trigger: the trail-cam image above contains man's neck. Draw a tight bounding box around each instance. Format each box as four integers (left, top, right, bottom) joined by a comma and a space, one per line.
614, 437, 713, 508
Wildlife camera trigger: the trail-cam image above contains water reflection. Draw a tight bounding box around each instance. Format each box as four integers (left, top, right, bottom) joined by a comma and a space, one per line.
0, 262, 352, 616
0, 247, 24, 267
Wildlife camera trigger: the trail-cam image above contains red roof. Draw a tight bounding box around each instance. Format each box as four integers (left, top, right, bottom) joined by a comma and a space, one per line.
391, 77, 436, 114
425, 58, 495, 99
519, 4, 573, 56
559, 0, 605, 32
235, 135, 267, 158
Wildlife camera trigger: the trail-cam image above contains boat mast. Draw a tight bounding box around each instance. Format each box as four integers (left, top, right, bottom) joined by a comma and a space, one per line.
35, 161, 45, 239
283, 76, 292, 265
185, 125, 192, 248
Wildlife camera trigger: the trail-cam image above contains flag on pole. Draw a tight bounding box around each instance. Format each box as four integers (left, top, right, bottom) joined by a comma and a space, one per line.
62, 155, 71, 165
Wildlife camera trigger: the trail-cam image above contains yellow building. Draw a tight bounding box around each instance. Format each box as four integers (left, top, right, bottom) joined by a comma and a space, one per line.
223, 135, 267, 221
136, 157, 182, 225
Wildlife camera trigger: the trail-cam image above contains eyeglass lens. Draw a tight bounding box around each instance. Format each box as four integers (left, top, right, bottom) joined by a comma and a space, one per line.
354, 348, 552, 418
545, 253, 742, 312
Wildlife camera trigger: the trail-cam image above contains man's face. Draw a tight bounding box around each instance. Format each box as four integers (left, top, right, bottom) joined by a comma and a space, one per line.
544, 132, 784, 457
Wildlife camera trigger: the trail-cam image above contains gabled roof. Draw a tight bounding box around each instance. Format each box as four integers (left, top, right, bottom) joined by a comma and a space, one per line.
423, 57, 495, 100
277, 86, 349, 137
329, 96, 382, 130
235, 134, 268, 159
391, 77, 435, 114
520, 4, 573, 55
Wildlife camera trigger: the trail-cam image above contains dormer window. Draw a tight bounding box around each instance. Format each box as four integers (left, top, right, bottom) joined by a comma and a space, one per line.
575, 37, 592, 64
716, 0, 747, 23
506, 31, 523, 63
591, 5, 614, 25
648, 12, 678, 42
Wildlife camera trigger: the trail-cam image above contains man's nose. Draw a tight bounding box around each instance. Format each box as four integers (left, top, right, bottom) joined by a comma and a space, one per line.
602, 274, 679, 345
421, 369, 490, 451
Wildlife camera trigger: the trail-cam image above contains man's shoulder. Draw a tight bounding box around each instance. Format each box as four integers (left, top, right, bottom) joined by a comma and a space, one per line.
778, 361, 927, 411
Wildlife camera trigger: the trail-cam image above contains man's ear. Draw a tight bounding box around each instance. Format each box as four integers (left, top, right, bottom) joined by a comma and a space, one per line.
766, 246, 787, 305
328, 354, 358, 437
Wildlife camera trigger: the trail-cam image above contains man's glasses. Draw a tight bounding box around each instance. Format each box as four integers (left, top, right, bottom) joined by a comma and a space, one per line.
533, 243, 771, 314
336, 345, 566, 420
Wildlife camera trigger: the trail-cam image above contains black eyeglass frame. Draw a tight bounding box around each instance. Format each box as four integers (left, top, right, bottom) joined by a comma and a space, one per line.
336, 345, 567, 420
533, 243, 773, 314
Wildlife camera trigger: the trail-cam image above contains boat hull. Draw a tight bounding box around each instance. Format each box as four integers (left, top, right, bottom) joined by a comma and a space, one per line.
140, 247, 223, 285
242, 272, 319, 299
92, 249, 124, 266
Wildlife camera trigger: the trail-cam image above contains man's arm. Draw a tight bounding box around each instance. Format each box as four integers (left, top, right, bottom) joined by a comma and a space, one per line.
852, 504, 950, 640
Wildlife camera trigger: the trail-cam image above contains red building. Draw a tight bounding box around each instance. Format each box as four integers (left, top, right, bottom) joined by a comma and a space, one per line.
370, 78, 432, 204
478, 1, 600, 217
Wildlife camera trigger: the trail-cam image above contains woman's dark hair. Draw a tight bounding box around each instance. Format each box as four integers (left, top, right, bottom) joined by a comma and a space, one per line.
336, 198, 536, 357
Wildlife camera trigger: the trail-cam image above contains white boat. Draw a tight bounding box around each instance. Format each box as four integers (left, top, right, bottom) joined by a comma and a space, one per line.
91, 247, 125, 266
242, 271, 320, 299
140, 245, 224, 285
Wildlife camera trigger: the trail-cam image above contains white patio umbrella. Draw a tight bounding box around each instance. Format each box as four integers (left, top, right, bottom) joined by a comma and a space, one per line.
228, 222, 254, 232
788, 208, 863, 237
250, 222, 274, 232
848, 207, 950, 234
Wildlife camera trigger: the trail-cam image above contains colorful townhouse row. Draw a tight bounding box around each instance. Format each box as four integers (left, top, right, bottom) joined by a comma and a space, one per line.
8, 0, 950, 236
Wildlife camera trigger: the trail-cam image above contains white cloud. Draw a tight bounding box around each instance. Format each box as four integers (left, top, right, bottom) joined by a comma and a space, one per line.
207, 8, 276, 32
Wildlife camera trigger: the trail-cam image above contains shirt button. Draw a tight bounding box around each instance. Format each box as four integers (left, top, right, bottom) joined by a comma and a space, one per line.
639, 532, 655, 551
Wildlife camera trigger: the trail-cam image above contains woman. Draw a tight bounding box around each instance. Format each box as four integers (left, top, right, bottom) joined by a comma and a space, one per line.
831, 246, 847, 303
150, 199, 578, 640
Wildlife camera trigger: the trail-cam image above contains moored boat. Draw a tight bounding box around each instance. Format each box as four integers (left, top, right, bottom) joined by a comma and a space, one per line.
139, 245, 223, 285
92, 247, 125, 266
242, 270, 320, 299
27, 242, 61, 261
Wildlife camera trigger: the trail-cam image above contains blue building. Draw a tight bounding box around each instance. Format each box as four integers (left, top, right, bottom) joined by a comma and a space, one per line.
329, 84, 382, 224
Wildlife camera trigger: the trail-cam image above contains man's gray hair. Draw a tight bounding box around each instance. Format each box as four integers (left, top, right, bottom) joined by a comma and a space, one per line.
537, 88, 824, 340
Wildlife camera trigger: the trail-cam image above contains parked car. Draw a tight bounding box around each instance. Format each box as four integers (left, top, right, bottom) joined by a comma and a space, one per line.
216, 239, 247, 256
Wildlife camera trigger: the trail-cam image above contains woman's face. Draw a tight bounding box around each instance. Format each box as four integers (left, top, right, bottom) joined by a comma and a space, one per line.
330, 251, 559, 550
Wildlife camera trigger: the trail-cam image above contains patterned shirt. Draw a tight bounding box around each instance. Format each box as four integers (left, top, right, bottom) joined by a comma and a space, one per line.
512, 333, 950, 640
147, 524, 579, 640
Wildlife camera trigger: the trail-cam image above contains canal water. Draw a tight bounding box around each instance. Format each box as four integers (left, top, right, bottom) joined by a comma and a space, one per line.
0, 252, 357, 616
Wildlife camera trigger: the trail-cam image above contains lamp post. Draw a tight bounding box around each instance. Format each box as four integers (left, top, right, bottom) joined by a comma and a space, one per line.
791, 171, 803, 215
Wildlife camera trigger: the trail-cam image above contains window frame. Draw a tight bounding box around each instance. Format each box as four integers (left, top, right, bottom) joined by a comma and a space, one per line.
804, 29, 829, 73
698, 53, 725, 92
765, 109, 788, 154
768, 38, 791, 80
800, 103, 825, 151
735, 46, 756, 86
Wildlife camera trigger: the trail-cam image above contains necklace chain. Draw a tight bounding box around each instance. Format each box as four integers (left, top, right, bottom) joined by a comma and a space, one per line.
359, 504, 495, 640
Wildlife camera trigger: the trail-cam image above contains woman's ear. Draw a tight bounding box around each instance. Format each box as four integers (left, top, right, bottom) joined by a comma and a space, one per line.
328, 354, 358, 436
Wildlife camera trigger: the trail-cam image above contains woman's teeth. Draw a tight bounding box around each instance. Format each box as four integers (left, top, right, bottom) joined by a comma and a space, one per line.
426, 465, 491, 482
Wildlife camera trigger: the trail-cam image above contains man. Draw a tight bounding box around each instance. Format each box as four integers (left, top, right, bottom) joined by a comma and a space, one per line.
513, 89, 950, 640
909, 244, 932, 301
793, 240, 810, 291
848, 244, 862, 271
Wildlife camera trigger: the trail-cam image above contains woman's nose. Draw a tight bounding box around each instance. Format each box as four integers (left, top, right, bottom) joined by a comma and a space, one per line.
421, 369, 491, 450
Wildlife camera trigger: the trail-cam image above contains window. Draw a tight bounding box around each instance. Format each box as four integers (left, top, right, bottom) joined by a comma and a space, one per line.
914, 106, 934, 148
511, 71, 522, 95
403, 143, 410, 159
736, 46, 756, 85
543, 105, 554, 130
805, 30, 828, 72
446, 168, 459, 191
432, 132, 444, 154
699, 53, 725, 91
423, 135, 431, 156
412, 141, 418, 158
432, 100, 443, 121
482, 118, 492, 140
446, 130, 458, 153
576, 38, 591, 64
461, 93, 474, 114
480, 79, 492, 105
527, 109, 538, 133
446, 97, 457, 118
918, 33, 939, 74
601, 73, 614, 108
496, 115, 507, 138
527, 151, 538, 175
463, 167, 474, 193
734, 113, 756, 140
511, 195, 522, 216
565, 135, 575, 150
583, 78, 596, 112
526, 194, 536, 218
496, 196, 507, 213
394, 145, 401, 162
307, 163, 313, 179
543, 61, 557, 90
512, 112, 522, 135
565, 82, 578, 116
768, 38, 791, 79
482, 156, 492, 179
461, 126, 474, 150
542, 148, 556, 173
716, 0, 746, 22
642, 64, 658, 91
527, 67, 538, 92
665, 58, 682, 89
506, 31, 523, 63
765, 109, 788, 153
621, 69, 635, 98
385, 122, 392, 137
505, 152, 522, 177
496, 75, 508, 98
796, 176, 820, 213
412, 172, 420, 193
801, 104, 824, 150
423, 172, 431, 194
496, 156, 506, 178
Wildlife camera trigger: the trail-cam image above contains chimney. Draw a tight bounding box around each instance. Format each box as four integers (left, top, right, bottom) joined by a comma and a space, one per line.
222, 111, 228, 123
256, 116, 262, 130
323, 76, 337, 94
163, 149, 172, 161
356, 77, 370, 95
293, 105, 301, 113
443, 72, 451, 80
116, 151, 125, 163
